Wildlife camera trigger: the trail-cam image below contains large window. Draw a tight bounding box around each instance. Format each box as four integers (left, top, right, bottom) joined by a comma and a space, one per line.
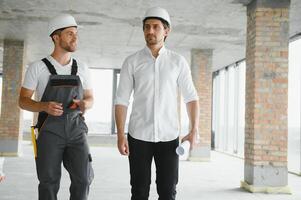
212, 37, 301, 174
212, 61, 245, 157
85, 69, 114, 134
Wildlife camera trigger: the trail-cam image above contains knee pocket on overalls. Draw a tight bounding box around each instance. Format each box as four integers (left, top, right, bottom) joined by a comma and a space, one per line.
87, 153, 94, 184
73, 153, 94, 187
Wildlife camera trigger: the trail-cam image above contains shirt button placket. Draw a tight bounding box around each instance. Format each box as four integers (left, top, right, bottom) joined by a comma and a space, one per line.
154, 59, 160, 142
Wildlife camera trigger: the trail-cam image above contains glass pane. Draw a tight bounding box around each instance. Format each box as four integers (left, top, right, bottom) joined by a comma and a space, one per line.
212, 61, 246, 157
218, 70, 225, 151
237, 61, 246, 157
227, 66, 235, 153
232, 66, 239, 154
288, 38, 301, 174
23, 110, 33, 130
223, 69, 229, 151
212, 74, 218, 149
85, 69, 113, 134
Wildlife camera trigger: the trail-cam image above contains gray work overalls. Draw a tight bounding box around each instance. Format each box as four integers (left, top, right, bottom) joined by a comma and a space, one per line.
35, 58, 94, 200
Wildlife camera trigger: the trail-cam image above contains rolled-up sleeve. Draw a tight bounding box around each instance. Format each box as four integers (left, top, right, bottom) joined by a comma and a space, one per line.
177, 57, 199, 103
115, 58, 134, 106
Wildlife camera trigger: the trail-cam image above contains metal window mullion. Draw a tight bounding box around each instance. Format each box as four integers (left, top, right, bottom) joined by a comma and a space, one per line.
215, 74, 221, 150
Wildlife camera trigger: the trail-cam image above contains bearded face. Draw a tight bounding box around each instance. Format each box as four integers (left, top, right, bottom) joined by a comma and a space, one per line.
143, 19, 169, 46
54, 27, 78, 52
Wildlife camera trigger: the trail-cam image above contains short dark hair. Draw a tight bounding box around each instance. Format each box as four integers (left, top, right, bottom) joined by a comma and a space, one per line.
50, 28, 65, 42
143, 17, 170, 30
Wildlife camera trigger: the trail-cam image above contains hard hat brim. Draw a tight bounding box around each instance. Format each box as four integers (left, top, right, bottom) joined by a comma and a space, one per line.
143, 16, 170, 27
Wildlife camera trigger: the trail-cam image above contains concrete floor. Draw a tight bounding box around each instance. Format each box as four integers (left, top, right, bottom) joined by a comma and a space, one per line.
0, 141, 300, 200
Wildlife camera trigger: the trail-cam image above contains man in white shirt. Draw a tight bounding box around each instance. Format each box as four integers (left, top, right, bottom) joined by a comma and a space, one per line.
19, 14, 94, 200
115, 7, 199, 200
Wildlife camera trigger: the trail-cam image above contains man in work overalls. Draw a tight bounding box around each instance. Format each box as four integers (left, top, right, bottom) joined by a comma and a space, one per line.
19, 14, 94, 200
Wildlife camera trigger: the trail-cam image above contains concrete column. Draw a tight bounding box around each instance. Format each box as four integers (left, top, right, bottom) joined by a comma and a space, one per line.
241, 0, 291, 193
189, 49, 213, 161
0, 39, 26, 156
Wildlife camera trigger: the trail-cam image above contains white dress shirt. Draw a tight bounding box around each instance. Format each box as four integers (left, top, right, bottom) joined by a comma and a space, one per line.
115, 46, 198, 142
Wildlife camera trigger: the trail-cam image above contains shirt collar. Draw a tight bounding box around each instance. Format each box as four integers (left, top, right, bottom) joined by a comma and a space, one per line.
144, 45, 167, 58
158, 45, 166, 55
47, 55, 73, 68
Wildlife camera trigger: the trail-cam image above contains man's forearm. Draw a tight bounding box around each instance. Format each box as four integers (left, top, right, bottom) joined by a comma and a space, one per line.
186, 100, 199, 133
83, 96, 94, 110
115, 105, 128, 138
83, 89, 94, 110
19, 96, 45, 113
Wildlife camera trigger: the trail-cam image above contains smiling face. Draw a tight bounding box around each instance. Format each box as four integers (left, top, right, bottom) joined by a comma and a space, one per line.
143, 18, 170, 46
52, 26, 78, 52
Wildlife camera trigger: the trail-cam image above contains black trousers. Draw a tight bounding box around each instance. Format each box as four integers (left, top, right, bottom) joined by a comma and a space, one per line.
128, 134, 179, 200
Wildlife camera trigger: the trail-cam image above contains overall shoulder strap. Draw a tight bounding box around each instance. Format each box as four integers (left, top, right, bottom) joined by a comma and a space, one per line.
71, 59, 78, 75
41, 58, 57, 75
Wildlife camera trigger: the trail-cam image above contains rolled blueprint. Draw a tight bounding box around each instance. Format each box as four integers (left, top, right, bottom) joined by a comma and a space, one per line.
176, 140, 190, 156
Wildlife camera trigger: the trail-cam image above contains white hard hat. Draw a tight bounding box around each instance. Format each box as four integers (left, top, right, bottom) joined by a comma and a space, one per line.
143, 7, 171, 26
48, 14, 78, 36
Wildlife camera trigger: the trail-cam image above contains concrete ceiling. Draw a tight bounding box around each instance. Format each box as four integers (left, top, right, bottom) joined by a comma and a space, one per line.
0, 0, 300, 71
